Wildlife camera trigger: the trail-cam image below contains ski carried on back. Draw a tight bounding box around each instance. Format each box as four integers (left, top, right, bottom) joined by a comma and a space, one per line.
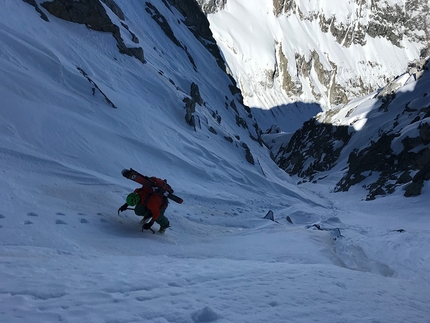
121, 168, 183, 204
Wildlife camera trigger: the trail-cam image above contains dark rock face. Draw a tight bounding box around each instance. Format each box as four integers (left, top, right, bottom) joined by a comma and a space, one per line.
166, 0, 227, 71
145, 2, 181, 47
272, 61, 430, 199
23, 0, 49, 21
183, 83, 203, 127
276, 118, 351, 181
41, 0, 114, 31
242, 142, 255, 165
190, 82, 203, 106
100, 0, 124, 20
40, 0, 144, 63
335, 133, 400, 200
167, 0, 212, 40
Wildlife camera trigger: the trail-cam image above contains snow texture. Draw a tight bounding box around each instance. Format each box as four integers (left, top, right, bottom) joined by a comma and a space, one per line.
0, 1, 429, 323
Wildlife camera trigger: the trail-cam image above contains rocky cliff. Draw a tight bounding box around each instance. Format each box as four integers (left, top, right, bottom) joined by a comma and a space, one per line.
271, 58, 430, 199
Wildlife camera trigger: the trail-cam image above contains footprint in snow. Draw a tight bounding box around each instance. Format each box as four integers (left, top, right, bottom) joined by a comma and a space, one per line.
27, 212, 39, 217
0, 214, 5, 219
56, 212, 66, 216
167, 282, 182, 287
80, 218, 89, 224
55, 220, 67, 225
191, 306, 221, 323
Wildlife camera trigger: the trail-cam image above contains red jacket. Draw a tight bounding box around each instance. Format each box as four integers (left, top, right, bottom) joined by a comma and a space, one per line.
134, 186, 166, 220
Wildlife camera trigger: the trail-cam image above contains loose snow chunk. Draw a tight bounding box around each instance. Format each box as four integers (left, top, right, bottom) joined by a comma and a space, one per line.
332, 140, 345, 149
352, 118, 367, 131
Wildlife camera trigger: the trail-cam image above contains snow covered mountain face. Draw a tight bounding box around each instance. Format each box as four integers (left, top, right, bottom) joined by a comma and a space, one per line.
202, 0, 429, 111
197, 0, 430, 199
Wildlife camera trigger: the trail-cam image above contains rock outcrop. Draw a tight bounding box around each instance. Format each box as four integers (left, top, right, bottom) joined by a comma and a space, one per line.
40, 0, 144, 63
271, 59, 430, 199
166, 0, 228, 72
23, 0, 49, 21
276, 118, 351, 181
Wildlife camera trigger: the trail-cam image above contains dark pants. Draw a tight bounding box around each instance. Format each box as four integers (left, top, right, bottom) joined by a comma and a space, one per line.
134, 204, 170, 229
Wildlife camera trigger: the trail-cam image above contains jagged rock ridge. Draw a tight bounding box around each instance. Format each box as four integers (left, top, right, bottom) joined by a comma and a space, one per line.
39, 0, 144, 62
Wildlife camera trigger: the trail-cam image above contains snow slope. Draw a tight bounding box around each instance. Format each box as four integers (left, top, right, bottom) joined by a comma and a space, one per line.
0, 1, 429, 322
